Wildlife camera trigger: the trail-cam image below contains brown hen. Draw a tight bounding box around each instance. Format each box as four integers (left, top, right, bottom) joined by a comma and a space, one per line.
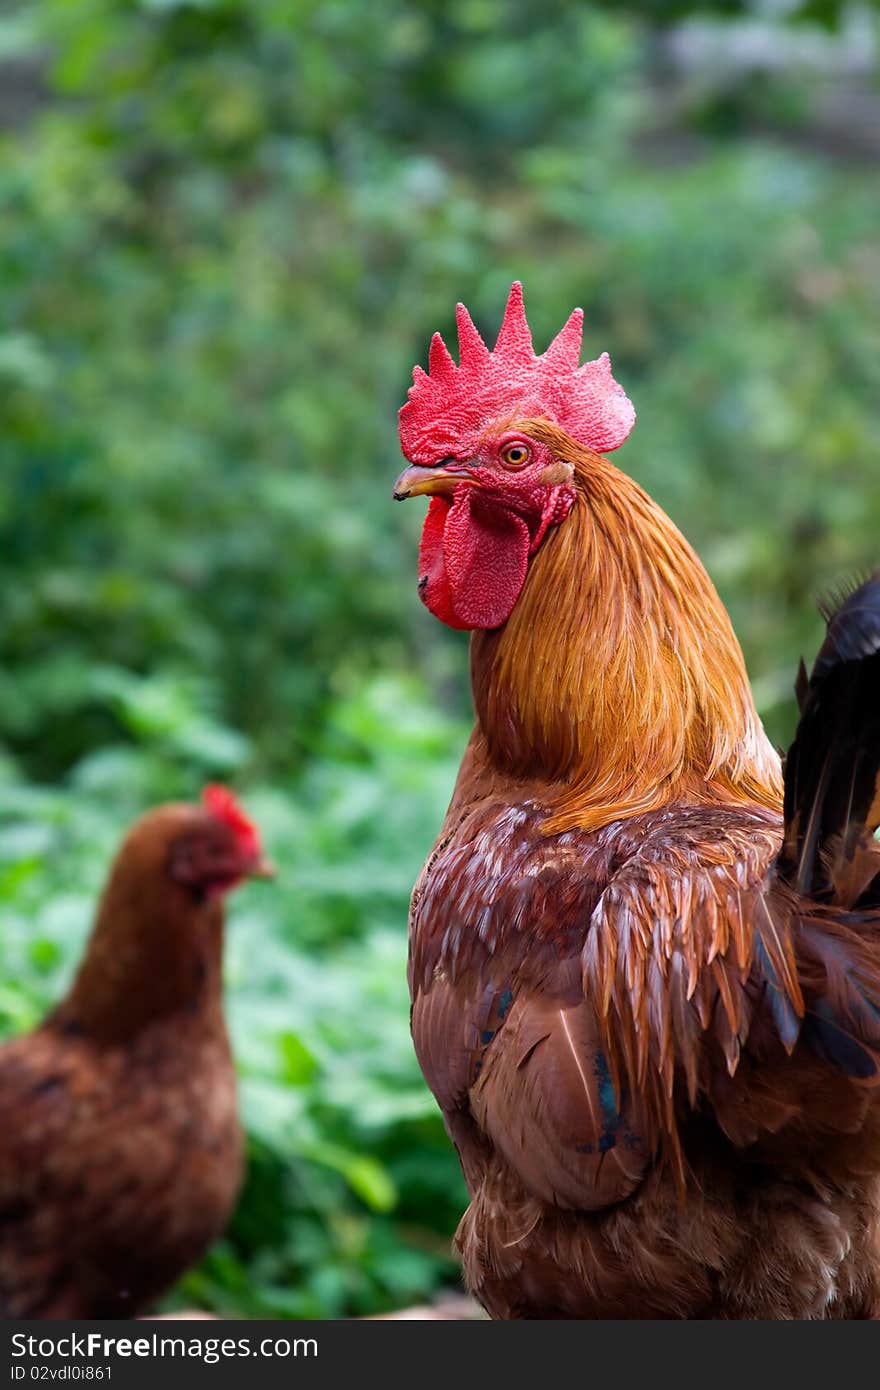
0, 785, 271, 1318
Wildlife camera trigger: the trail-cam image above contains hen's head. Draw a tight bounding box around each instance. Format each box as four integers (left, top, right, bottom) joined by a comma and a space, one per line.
166, 785, 274, 898
62, 786, 275, 1036
106, 786, 272, 906
394, 282, 635, 630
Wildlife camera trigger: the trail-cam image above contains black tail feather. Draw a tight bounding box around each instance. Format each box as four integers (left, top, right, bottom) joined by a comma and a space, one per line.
779, 573, 880, 901
798, 920, 880, 1078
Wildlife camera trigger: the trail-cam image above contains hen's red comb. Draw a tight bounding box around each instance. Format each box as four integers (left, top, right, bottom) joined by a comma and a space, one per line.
202, 784, 261, 857
399, 282, 635, 466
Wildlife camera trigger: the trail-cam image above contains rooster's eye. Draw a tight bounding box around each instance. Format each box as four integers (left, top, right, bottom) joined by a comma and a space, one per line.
501, 443, 530, 469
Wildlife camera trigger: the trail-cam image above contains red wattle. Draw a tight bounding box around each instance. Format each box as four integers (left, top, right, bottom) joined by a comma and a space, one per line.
417, 497, 469, 630
417, 490, 531, 631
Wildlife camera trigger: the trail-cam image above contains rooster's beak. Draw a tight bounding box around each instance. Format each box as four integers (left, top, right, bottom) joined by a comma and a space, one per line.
392, 463, 477, 501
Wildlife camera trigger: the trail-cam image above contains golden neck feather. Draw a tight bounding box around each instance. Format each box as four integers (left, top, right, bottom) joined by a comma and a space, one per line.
470, 425, 782, 834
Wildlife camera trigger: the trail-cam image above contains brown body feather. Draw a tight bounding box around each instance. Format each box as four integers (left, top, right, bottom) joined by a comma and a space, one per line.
409, 438, 880, 1318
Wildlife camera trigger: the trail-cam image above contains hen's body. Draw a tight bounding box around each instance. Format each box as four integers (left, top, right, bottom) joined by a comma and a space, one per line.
0, 996, 241, 1318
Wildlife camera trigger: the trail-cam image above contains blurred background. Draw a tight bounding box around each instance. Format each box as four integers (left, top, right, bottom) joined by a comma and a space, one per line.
0, 0, 878, 1317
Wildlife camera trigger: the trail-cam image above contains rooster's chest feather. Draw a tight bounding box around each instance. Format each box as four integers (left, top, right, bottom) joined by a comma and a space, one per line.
408, 801, 620, 993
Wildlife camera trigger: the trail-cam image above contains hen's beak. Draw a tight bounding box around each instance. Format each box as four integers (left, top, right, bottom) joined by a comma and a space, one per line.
249, 855, 276, 880
392, 463, 477, 501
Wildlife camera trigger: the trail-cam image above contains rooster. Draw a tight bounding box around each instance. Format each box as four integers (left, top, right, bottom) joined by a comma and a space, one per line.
394, 282, 880, 1319
0, 785, 272, 1319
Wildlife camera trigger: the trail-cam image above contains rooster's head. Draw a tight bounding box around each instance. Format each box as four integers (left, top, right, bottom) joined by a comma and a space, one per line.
394, 282, 635, 630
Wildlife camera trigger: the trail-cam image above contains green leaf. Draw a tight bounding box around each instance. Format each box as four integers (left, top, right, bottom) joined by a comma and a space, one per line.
278, 1030, 319, 1086
303, 1141, 398, 1213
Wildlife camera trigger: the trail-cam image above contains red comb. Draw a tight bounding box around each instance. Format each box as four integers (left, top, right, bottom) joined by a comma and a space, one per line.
201, 784, 261, 857
398, 282, 635, 465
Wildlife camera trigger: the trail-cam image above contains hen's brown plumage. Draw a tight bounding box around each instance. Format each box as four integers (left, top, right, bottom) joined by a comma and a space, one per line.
0, 795, 268, 1319
405, 432, 880, 1319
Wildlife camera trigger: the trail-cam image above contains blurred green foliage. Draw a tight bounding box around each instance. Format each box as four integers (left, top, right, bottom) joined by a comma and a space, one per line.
0, 0, 878, 1316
